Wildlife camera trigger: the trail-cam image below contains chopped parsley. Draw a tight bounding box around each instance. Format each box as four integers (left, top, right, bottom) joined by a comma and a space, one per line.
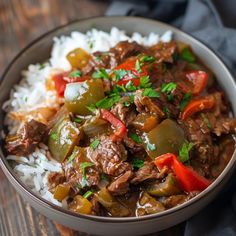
69, 70, 81, 78
90, 139, 100, 150
125, 80, 137, 91
179, 47, 196, 63
147, 142, 156, 151
83, 190, 93, 199
95, 94, 121, 110
39, 63, 46, 70
135, 59, 142, 73
112, 84, 126, 94
142, 88, 160, 98
87, 104, 97, 113
92, 68, 109, 80
101, 173, 109, 181
50, 132, 57, 141
74, 117, 82, 123
140, 76, 152, 88
80, 162, 94, 187
113, 69, 127, 81
129, 133, 142, 144
201, 113, 212, 129
88, 40, 94, 49
67, 151, 78, 164
132, 158, 144, 169
179, 92, 192, 111
140, 55, 156, 63
161, 82, 177, 101
179, 141, 194, 163
123, 101, 131, 107
163, 106, 171, 118
95, 55, 102, 62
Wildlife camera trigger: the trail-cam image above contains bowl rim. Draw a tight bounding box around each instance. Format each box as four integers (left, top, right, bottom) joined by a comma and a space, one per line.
1, 15, 236, 223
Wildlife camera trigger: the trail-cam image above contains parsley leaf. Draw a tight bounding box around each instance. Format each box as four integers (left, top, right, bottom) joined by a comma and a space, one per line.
201, 113, 212, 129
74, 117, 82, 123
90, 139, 100, 150
113, 69, 127, 81
50, 132, 57, 141
92, 68, 109, 79
101, 173, 109, 181
125, 80, 137, 91
83, 190, 93, 199
39, 63, 46, 70
179, 92, 192, 111
123, 101, 131, 107
163, 106, 171, 118
132, 158, 144, 169
179, 141, 194, 163
147, 142, 156, 151
142, 88, 160, 98
179, 47, 196, 63
69, 70, 82, 78
95, 55, 102, 62
161, 82, 177, 101
112, 84, 126, 94
87, 104, 97, 113
135, 59, 142, 73
95, 94, 121, 110
140, 55, 156, 63
129, 133, 142, 144
67, 151, 77, 163
140, 76, 152, 88
80, 162, 94, 187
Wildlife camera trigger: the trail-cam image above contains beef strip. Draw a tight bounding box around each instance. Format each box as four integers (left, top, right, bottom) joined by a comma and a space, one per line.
108, 170, 133, 195
48, 172, 66, 190
86, 135, 131, 176
110, 103, 137, 127
131, 162, 167, 184
149, 41, 177, 63
123, 136, 146, 157
5, 119, 48, 156
63, 161, 100, 188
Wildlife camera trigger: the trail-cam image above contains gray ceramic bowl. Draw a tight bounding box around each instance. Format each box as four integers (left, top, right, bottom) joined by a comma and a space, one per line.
0, 16, 236, 236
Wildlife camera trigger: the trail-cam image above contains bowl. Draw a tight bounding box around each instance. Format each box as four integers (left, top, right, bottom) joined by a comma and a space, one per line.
0, 16, 236, 236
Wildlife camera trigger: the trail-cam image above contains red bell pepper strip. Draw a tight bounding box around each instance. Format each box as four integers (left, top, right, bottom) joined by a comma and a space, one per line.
112, 57, 149, 87
178, 71, 208, 96
155, 153, 211, 192
180, 96, 215, 120
52, 72, 88, 97
101, 109, 127, 141
186, 71, 208, 95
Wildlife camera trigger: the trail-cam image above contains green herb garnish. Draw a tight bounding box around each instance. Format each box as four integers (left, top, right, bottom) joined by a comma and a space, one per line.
50, 133, 57, 141
132, 158, 144, 169
69, 70, 82, 78
179, 141, 194, 163
87, 104, 97, 113
39, 63, 46, 70
161, 82, 177, 101
179, 92, 192, 111
135, 59, 142, 73
179, 47, 196, 63
92, 68, 109, 79
130, 133, 142, 144
95, 55, 102, 62
147, 142, 156, 151
74, 117, 82, 123
140, 55, 156, 63
142, 88, 160, 98
125, 80, 137, 91
113, 69, 127, 81
201, 113, 212, 129
67, 151, 77, 164
83, 190, 93, 199
101, 173, 109, 181
140, 75, 152, 88
123, 101, 131, 107
163, 106, 171, 118
95, 94, 121, 110
90, 139, 100, 150
80, 162, 94, 187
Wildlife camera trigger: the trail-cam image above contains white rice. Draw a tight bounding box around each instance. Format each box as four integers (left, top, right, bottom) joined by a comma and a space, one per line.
3, 27, 172, 206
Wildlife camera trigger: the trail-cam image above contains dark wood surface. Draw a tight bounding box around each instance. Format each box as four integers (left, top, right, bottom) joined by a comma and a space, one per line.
0, 1, 185, 235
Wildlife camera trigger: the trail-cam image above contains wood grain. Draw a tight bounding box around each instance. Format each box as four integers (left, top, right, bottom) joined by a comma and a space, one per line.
0, 1, 185, 235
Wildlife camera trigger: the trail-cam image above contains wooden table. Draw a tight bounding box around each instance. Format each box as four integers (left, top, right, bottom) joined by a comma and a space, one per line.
0, 1, 185, 235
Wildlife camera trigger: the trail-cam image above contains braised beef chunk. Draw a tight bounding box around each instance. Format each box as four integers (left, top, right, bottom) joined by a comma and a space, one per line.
87, 135, 130, 176
5, 119, 48, 156
48, 172, 66, 189
131, 162, 166, 184
108, 170, 133, 195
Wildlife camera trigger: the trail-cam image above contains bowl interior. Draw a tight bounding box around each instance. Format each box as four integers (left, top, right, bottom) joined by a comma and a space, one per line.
0, 16, 236, 223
